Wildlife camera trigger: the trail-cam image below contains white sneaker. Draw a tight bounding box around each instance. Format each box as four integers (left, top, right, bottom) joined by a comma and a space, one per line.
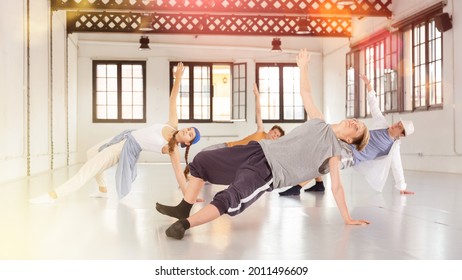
89, 191, 109, 198
29, 194, 56, 204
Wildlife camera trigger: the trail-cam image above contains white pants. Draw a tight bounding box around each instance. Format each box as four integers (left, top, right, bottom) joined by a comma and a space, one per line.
54, 139, 126, 197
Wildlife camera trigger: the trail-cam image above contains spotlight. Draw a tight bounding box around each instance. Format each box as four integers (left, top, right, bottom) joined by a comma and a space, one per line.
296, 19, 311, 35
271, 38, 282, 52
139, 14, 153, 31
139, 36, 150, 50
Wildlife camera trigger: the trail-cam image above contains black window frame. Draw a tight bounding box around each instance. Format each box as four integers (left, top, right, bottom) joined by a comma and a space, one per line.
408, 14, 444, 110
92, 60, 147, 123
170, 61, 247, 123
256, 63, 307, 123
346, 3, 444, 118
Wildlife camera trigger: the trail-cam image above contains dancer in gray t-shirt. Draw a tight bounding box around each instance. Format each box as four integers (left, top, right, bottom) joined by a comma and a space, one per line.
279, 74, 415, 196
156, 49, 371, 240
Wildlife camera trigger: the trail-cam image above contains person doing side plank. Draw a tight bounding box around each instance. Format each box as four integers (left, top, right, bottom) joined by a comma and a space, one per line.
280, 74, 415, 196
30, 63, 200, 203
155, 49, 370, 240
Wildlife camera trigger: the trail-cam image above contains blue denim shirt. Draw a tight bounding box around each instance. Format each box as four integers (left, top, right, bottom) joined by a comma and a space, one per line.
99, 130, 142, 199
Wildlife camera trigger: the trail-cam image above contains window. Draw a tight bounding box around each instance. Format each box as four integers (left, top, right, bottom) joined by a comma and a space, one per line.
93, 61, 146, 123
346, 52, 358, 118
364, 33, 399, 114
170, 62, 246, 123
407, 17, 443, 109
346, 4, 443, 118
256, 63, 306, 122
348, 31, 402, 118
232, 63, 247, 121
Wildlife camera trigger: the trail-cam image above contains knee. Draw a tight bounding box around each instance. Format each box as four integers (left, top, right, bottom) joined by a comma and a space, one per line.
211, 189, 240, 216
210, 195, 230, 216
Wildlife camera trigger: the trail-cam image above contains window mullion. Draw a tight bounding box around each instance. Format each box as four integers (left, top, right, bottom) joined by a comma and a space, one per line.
279, 66, 284, 122
189, 65, 194, 121
354, 53, 360, 118
117, 63, 122, 120
209, 65, 214, 122
425, 18, 430, 109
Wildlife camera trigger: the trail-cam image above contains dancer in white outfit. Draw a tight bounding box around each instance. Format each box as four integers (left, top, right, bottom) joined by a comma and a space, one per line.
30, 62, 200, 203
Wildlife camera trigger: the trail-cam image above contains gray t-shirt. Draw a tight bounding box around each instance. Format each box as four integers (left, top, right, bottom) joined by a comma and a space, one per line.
259, 119, 343, 189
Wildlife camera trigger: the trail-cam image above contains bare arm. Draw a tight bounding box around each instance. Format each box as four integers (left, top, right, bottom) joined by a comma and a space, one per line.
167, 62, 185, 129
297, 49, 324, 120
253, 83, 264, 132
329, 157, 370, 225
169, 148, 188, 195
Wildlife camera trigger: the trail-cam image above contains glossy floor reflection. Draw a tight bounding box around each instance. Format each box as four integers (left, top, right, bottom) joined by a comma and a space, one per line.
1, 164, 461, 260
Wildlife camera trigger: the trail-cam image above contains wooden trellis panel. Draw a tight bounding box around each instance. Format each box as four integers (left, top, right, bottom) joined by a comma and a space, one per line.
67, 11, 352, 37
58, 0, 392, 37
53, 0, 392, 17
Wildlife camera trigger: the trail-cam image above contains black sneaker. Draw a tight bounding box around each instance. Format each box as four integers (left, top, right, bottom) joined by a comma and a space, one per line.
279, 185, 301, 196
304, 183, 325, 192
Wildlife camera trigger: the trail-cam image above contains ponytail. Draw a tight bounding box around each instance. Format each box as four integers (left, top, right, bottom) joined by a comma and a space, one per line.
167, 130, 179, 153
183, 145, 191, 179
168, 130, 191, 180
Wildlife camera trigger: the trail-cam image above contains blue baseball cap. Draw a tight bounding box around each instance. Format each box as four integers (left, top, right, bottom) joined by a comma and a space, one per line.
181, 127, 201, 148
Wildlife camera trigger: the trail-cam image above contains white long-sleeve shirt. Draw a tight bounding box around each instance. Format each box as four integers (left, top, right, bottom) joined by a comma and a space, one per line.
353, 90, 407, 192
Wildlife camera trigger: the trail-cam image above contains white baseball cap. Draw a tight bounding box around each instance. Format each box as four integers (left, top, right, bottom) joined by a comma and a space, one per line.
400, 119, 414, 137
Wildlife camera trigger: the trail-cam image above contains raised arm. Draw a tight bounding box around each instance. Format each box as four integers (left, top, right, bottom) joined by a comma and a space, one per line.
297, 49, 324, 120
360, 74, 388, 127
328, 157, 370, 225
253, 83, 265, 132
167, 62, 185, 129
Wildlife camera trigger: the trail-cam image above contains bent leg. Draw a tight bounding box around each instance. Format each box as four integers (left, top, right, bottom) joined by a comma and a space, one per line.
156, 176, 205, 219
157, 143, 263, 218
54, 141, 124, 198
165, 205, 220, 240
190, 142, 263, 185
87, 138, 112, 191
164, 148, 272, 239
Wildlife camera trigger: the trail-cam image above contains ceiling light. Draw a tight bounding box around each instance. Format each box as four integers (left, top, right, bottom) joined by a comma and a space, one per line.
296, 19, 311, 35
139, 36, 150, 50
139, 14, 153, 31
271, 38, 282, 52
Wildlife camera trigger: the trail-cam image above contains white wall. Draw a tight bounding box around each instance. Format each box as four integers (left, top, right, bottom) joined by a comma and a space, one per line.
322, 39, 350, 124
0, 1, 26, 183
323, 0, 462, 174
68, 34, 79, 165
0, 1, 78, 184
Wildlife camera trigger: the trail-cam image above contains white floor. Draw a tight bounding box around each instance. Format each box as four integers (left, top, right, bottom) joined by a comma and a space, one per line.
1, 163, 462, 260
